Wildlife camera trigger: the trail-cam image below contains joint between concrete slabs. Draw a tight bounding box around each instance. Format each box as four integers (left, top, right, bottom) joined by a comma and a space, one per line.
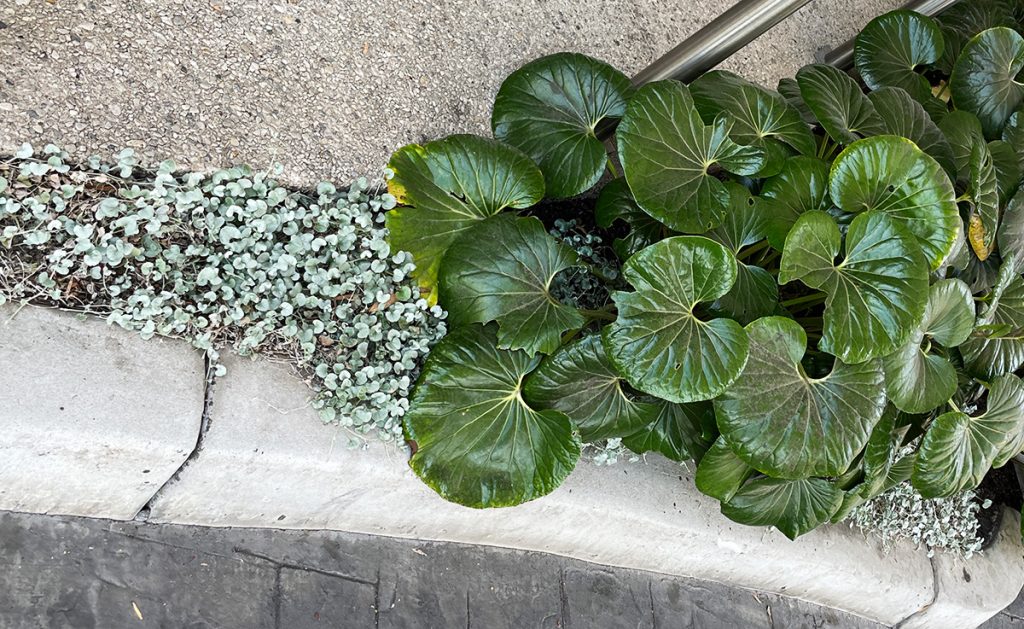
134, 354, 216, 521
0, 304, 206, 520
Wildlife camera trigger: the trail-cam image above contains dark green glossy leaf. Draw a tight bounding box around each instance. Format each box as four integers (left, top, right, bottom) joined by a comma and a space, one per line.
961, 262, 1024, 379
831, 409, 904, 522
690, 70, 815, 177
707, 182, 765, 253
594, 178, 666, 260
855, 10, 944, 102
780, 211, 929, 364
988, 139, 1021, 203
829, 135, 960, 270
951, 27, 1024, 139
617, 81, 765, 233
1001, 107, 1024, 172
999, 186, 1024, 260
604, 236, 749, 403
492, 53, 632, 198
868, 87, 956, 178
912, 373, 1024, 498
777, 77, 816, 125
705, 186, 779, 324
439, 214, 584, 356
760, 156, 831, 250
405, 325, 581, 508
387, 135, 545, 302
714, 317, 886, 478
695, 437, 754, 503
796, 64, 886, 145
925, 279, 977, 347
883, 280, 974, 414
721, 477, 843, 540
937, 0, 1017, 73
711, 264, 779, 326
524, 335, 658, 441
967, 140, 1001, 261
940, 109, 986, 183
622, 399, 716, 462
993, 375, 1024, 467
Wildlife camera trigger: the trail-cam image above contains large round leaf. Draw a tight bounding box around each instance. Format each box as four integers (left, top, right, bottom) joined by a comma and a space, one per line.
622, 399, 716, 462
796, 64, 886, 145
760, 156, 832, 250
387, 135, 544, 302
961, 264, 1024, 379
829, 135, 960, 270
951, 27, 1024, 139
405, 324, 581, 508
690, 70, 816, 177
721, 477, 843, 540
937, 0, 1017, 72
594, 178, 666, 260
867, 87, 956, 178
715, 317, 885, 479
617, 81, 765, 233
912, 373, 1024, 498
523, 335, 658, 441
855, 10, 945, 102
603, 236, 749, 403
780, 211, 929, 364
695, 437, 754, 503
439, 214, 584, 356
492, 53, 632, 199
883, 279, 975, 414
967, 140, 1001, 261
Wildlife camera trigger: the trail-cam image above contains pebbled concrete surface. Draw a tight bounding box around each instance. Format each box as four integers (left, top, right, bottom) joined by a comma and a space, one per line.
0, 510, 884, 629
0, 0, 902, 186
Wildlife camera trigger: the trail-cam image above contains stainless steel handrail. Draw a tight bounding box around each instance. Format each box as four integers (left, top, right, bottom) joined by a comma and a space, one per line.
820, 0, 961, 68
631, 0, 815, 86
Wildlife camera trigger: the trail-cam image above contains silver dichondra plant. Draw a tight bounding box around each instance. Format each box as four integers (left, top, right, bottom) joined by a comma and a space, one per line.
0, 145, 447, 441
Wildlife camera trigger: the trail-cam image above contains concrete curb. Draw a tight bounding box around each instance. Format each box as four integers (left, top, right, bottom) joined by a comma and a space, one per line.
1, 307, 1020, 627
142, 352, 1023, 628
0, 305, 206, 519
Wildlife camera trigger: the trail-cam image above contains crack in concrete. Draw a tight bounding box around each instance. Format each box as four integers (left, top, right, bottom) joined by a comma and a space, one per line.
558, 567, 570, 629
132, 353, 217, 521
231, 546, 377, 587
894, 554, 941, 628
648, 580, 657, 629
106, 527, 240, 562
272, 565, 282, 629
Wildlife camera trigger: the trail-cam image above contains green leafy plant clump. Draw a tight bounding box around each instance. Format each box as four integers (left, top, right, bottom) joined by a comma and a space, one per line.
387, 0, 1024, 539
0, 145, 447, 441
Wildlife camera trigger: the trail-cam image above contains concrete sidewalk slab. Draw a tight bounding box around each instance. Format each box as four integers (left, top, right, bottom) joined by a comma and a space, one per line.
0, 0, 902, 186
146, 352, 1024, 628
0, 305, 205, 519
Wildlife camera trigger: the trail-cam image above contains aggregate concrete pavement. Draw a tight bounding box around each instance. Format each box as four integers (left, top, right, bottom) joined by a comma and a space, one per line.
0, 0, 903, 186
